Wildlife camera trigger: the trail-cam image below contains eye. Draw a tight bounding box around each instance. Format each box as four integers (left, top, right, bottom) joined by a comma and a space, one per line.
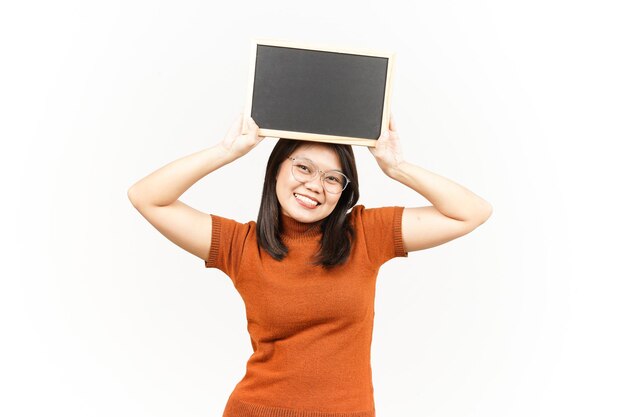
296, 164, 311, 172
325, 171, 346, 184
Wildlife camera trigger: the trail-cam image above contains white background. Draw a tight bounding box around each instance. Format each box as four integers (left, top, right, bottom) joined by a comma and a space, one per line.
2, 1, 625, 416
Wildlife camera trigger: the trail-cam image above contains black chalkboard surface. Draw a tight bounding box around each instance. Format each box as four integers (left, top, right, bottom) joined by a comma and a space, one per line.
242, 39, 395, 147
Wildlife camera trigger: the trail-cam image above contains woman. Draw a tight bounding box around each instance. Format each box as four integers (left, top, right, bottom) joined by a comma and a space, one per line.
128, 112, 492, 416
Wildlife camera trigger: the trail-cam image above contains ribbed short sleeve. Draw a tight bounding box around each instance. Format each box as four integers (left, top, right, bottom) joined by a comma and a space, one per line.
204, 213, 253, 283
351, 205, 408, 268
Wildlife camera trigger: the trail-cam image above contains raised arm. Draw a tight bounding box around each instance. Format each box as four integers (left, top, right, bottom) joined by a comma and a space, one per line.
369, 113, 493, 253
127, 114, 264, 261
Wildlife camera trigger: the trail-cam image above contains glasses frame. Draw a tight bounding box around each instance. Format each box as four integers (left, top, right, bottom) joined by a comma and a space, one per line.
287, 157, 350, 194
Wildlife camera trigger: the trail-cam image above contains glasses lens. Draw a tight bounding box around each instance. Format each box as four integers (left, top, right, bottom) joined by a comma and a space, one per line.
322, 172, 348, 194
292, 159, 316, 182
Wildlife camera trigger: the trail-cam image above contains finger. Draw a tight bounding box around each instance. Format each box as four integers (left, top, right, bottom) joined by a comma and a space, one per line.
389, 113, 397, 131
248, 116, 258, 132
228, 113, 244, 136
247, 117, 259, 138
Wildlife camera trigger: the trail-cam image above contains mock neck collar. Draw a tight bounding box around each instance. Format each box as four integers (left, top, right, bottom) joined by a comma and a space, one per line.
279, 211, 324, 241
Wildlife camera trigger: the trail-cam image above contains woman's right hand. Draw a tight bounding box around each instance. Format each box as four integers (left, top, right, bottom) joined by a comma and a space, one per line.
219, 113, 265, 159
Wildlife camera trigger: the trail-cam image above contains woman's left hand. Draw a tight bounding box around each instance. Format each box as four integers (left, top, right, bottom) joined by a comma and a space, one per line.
368, 113, 405, 176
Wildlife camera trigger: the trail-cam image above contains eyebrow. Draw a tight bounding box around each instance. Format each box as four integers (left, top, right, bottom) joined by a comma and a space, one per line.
294, 155, 344, 173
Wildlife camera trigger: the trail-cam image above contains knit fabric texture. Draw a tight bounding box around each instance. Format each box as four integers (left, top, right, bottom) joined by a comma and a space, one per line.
205, 204, 408, 417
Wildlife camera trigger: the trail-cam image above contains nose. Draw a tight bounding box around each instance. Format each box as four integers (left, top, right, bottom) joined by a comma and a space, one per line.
303, 175, 324, 194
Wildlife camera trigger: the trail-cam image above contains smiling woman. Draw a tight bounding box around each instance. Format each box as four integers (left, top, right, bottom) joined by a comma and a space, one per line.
257, 138, 360, 268
127, 112, 491, 417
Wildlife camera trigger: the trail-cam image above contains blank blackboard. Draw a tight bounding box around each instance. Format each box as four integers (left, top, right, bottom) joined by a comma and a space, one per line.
242, 39, 395, 147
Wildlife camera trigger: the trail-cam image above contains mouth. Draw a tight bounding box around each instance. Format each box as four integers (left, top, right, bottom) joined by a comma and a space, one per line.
294, 193, 322, 208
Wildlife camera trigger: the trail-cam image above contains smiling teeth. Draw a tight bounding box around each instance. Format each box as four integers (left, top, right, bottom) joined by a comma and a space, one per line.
295, 193, 319, 206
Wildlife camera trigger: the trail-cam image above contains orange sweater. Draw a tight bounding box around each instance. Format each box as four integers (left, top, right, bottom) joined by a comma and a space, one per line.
205, 204, 408, 417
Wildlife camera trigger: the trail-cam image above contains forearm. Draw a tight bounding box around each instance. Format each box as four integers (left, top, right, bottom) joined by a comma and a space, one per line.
388, 161, 492, 223
127, 144, 237, 207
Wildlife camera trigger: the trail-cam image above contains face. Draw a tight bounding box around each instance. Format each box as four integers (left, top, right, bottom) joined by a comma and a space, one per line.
276, 143, 345, 223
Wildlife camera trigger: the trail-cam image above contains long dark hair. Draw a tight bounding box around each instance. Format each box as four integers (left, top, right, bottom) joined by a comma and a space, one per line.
256, 139, 360, 270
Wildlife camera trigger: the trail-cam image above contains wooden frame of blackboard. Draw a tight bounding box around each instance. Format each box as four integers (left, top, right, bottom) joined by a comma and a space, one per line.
241, 38, 396, 147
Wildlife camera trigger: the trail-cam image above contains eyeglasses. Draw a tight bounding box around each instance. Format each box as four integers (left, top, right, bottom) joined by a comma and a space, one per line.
287, 157, 350, 194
